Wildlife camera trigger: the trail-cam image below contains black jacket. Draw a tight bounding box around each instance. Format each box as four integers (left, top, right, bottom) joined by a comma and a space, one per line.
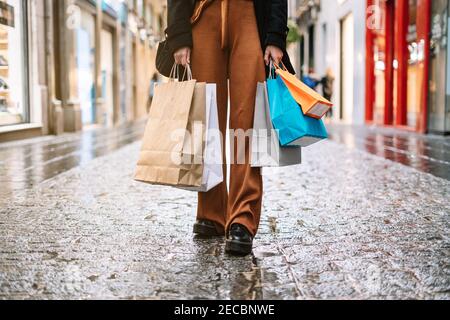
166, 0, 295, 75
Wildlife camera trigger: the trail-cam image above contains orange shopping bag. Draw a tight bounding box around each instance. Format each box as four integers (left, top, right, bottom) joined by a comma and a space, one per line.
275, 63, 333, 119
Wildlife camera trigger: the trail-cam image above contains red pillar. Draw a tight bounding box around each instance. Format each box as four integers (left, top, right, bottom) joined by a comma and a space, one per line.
416, 0, 431, 133
365, 0, 375, 122
394, 0, 408, 126
384, 0, 395, 125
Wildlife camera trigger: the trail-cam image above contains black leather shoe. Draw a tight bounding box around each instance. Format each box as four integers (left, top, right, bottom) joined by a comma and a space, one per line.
225, 224, 253, 256
193, 220, 225, 237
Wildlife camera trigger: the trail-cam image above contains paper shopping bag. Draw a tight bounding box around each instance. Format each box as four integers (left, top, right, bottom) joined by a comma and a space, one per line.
267, 76, 328, 147
182, 84, 224, 192
134, 79, 206, 188
251, 82, 302, 167
276, 65, 332, 119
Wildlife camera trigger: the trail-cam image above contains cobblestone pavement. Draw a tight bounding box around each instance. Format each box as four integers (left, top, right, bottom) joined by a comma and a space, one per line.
1, 121, 447, 208
1, 128, 449, 299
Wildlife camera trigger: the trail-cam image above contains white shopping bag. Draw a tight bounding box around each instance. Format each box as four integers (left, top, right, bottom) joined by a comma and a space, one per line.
183, 84, 223, 192
251, 82, 302, 167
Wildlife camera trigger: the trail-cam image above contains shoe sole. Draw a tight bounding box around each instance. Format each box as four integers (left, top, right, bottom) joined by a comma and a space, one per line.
193, 222, 224, 237
225, 239, 253, 256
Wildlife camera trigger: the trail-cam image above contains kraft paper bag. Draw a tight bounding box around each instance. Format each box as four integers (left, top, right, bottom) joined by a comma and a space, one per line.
134, 79, 206, 188
251, 82, 302, 167
183, 84, 223, 192
267, 76, 328, 147
276, 64, 332, 119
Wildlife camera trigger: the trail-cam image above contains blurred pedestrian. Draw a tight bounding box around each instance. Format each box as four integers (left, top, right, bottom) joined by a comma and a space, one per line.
167, 0, 294, 256
147, 73, 159, 113
321, 68, 335, 118
302, 68, 320, 90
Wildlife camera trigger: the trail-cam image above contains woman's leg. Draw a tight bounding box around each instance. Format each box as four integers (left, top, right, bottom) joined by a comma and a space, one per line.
226, 0, 266, 236
191, 0, 228, 233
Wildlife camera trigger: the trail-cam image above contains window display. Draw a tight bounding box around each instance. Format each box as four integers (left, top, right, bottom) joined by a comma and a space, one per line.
0, 0, 27, 127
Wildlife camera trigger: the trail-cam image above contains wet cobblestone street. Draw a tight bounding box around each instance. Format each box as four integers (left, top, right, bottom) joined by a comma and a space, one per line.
0, 123, 449, 300
328, 123, 450, 180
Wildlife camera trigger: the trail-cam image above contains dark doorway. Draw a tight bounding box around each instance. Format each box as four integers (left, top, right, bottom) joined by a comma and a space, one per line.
308, 24, 315, 70
299, 35, 305, 77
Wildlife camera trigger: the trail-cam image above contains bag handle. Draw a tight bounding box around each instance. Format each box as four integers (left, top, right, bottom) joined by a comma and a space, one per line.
268, 59, 289, 80
273, 60, 288, 72
269, 60, 276, 80
169, 63, 193, 82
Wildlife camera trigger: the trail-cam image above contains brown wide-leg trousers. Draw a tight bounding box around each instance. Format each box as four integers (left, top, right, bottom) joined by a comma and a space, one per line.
191, 0, 266, 236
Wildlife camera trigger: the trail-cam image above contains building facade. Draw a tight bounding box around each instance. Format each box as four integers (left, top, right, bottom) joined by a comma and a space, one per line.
293, 0, 450, 134
0, 0, 165, 143
289, 0, 367, 125
366, 0, 450, 134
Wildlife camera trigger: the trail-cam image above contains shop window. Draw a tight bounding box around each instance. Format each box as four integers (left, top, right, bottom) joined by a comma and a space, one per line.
371, 0, 388, 124
406, 0, 421, 128
0, 0, 27, 127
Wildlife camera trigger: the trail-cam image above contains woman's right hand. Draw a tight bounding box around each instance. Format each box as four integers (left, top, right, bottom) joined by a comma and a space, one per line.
174, 47, 191, 66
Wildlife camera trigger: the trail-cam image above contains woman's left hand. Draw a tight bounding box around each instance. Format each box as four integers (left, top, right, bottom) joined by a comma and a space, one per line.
264, 45, 284, 66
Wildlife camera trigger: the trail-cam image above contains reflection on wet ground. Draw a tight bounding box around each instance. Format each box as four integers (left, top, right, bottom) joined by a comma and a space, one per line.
327, 123, 450, 181
0, 120, 146, 199
1, 121, 448, 202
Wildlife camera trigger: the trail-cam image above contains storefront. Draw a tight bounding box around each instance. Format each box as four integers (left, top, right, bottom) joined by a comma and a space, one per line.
0, 0, 164, 142
0, 0, 28, 127
366, 0, 449, 134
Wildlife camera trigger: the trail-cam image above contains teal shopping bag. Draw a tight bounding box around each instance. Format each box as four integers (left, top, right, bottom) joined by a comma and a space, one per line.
266, 76, 328, 147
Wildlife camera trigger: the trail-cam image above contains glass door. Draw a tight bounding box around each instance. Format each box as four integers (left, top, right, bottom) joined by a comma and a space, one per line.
76, 10, 96, 125
340, 13, 354, 123
101, 28, 114, 127
372, 0, 388, 124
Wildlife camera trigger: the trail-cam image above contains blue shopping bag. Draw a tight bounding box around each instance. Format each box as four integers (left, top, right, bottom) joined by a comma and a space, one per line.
266, 76, 328, 147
